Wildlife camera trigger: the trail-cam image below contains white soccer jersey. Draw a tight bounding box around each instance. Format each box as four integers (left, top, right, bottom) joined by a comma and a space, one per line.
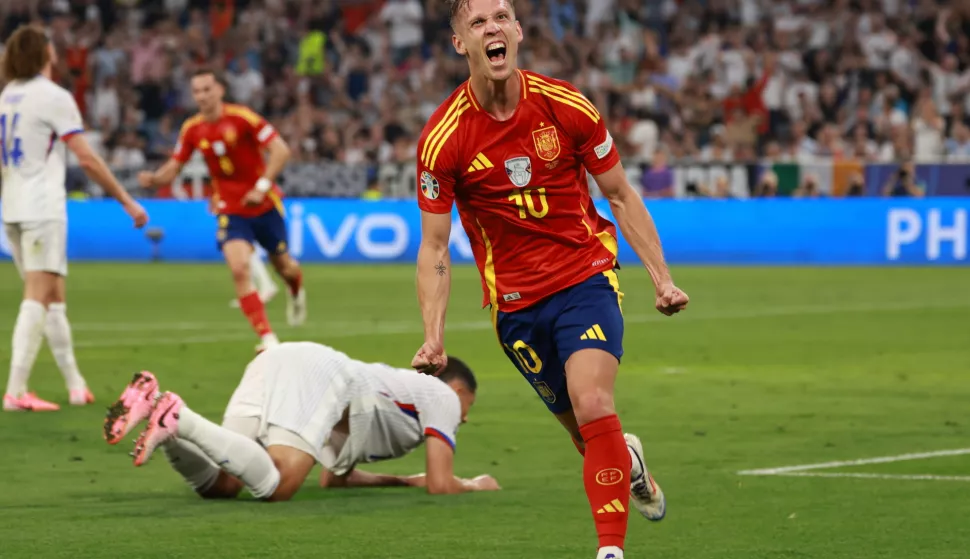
0, 76, 84, 223
224, 342, 463, 474
323, 360, 463, 474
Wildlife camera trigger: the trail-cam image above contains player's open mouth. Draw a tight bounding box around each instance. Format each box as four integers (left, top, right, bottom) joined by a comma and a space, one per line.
486, 41, 507, 65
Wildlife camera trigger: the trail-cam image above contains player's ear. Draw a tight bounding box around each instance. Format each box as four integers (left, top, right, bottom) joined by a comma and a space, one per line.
453, 33, 467, 57
515, 20, 523, 44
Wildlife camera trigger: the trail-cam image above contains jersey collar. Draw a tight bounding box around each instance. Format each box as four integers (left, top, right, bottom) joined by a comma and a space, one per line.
464, 69, 528, 112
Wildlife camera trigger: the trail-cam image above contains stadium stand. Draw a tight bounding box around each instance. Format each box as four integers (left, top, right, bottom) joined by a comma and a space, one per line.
2, 0, 969, 198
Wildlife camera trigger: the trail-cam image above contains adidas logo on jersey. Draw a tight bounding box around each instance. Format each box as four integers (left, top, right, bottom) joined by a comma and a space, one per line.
596, 499, 626, 514
467, 153, 494, 173
580, 324, 607, 341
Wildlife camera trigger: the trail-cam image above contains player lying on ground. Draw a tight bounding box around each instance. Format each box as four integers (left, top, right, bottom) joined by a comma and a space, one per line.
138, 67, 305, 352
411, 1, 688, 557
0, 25, 148, 412
103, 342, 499, 500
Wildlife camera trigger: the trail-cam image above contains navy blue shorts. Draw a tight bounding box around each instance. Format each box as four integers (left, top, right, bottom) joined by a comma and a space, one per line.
216, 208, 288, 255
496, 271, 624, 415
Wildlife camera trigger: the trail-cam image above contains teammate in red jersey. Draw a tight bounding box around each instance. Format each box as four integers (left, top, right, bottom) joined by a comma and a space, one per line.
411, 1, 688, 557
138, 68, 306, 351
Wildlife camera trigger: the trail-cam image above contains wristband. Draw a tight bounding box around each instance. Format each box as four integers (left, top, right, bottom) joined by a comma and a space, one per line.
255, 177, 272, 193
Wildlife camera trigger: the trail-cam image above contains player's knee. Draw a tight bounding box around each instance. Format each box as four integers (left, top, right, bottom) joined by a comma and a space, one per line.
571, 388, 616, 426
229, 262, 251, 285
264, 444, 315, 502
199, 471, 244, 499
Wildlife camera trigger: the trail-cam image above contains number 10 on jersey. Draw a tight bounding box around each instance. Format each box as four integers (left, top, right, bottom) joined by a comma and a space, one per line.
0, 113, 25, 168
508, 187, 549, 219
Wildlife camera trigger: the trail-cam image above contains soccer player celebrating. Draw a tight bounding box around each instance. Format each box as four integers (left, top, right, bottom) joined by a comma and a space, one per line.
103, 343, 499, 500
138, 68, 305, 351
0, 25, 148, 411
411, 2, 688, 557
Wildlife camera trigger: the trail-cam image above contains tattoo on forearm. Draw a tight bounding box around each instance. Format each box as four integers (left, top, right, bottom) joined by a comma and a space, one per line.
435, 261, 447, 276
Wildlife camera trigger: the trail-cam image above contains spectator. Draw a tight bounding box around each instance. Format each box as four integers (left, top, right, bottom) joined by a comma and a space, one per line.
881, 160, 926, 197
227, 56, 264, 109
380, 0, 423, 66
3, 0, 969, 198
640, 151, 674, 199
945, 122, 970, 161
912, 97, 945, 162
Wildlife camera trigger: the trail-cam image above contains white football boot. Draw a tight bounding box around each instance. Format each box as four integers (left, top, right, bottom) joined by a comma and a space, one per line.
286, 287, 307, 326
625, 433, 666, 521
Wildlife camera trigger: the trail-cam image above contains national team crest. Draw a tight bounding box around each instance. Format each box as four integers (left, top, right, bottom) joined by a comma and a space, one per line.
533, 381, 556, 404
420, 171, 440, 200
504, 157, 532, 188
224, 126, 238, 146
532, 125, 561, 161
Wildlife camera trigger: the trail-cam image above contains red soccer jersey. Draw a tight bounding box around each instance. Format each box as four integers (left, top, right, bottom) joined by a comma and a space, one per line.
417, 70, 622, 313
173, 103, 283, 217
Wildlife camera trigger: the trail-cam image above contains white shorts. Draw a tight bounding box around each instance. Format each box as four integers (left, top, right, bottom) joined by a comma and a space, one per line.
4, 221, 68, 277
223, 346, 359, 462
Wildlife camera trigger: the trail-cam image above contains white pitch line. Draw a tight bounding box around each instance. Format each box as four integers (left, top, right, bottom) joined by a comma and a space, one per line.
768, 472, 970, 482
67, 300, 969, 348
737, 448, 970, 476
34, 298, 970, 336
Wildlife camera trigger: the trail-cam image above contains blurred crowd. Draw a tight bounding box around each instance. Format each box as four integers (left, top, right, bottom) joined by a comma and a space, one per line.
2, 0, 970, 184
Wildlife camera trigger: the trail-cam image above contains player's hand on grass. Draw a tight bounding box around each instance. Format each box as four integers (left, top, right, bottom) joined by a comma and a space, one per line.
412, 341, 447, 375
125, 201, 149, 228
242, 188, 266, 206
466, 474, 501, 491
655, 283, 689, 316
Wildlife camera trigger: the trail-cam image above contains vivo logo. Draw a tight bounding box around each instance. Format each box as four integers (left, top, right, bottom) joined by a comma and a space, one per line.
286, 203, 473, 261
886, 208, 967, 261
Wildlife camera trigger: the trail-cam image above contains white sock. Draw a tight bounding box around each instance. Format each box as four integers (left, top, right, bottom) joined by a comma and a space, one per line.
176, 404, 280, 499
44, 302, 87, 391
249, 252, 275, 296
596, 546, 624, 559
162, 438, 220, 492
6, 300, 48, 397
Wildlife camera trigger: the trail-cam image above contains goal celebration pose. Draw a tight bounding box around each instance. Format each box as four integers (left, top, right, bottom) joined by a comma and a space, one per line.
411, 1, 689, 557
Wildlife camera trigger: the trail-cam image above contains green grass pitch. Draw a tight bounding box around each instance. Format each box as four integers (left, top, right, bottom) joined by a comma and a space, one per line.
0, 263, 968, 558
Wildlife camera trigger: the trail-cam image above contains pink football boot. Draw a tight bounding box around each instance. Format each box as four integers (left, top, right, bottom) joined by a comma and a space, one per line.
3, 392, 60, 412
103, 371, 159, 445
132, 391, 183, 467
69, 387, 95, 406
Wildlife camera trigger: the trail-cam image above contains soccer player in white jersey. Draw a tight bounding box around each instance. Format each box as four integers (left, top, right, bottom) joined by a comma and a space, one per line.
103, 343, 499, 500
0, 25, 148, 412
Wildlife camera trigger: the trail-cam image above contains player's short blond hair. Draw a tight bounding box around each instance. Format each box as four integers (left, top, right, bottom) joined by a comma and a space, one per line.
1, 25, 50, 81
447, 0, 516, 27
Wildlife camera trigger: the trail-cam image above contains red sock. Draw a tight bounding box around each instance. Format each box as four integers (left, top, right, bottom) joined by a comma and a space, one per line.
285, 269, 302, 297
239, 291, 273, 337
579, 414, 631, 550
572, 437, 586, 456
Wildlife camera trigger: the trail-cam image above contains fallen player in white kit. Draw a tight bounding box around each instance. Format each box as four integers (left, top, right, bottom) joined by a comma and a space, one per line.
103, 342, 499, 500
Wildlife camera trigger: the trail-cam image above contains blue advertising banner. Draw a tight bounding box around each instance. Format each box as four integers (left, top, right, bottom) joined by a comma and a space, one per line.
0, 198, 967, 265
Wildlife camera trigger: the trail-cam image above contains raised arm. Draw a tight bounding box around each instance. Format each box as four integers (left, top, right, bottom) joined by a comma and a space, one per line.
594, 163, 688, 315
